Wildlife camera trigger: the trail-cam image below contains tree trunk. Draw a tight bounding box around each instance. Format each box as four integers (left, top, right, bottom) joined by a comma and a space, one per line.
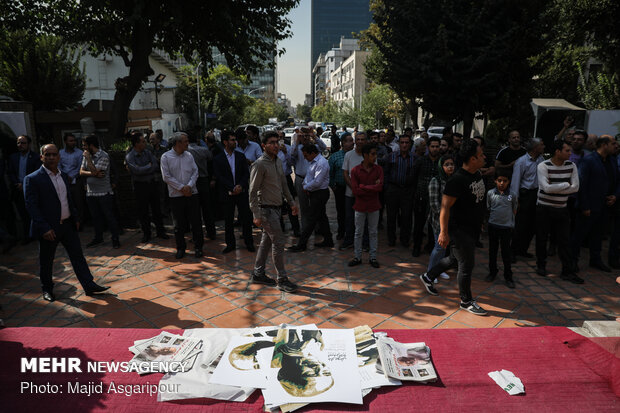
108, 23, 154, 142
462, 111, 475, 139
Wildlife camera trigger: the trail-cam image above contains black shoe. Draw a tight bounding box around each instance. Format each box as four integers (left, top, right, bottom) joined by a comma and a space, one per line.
157, 232, 170, 240
411, 247, 421, 257
339, 242, 353, 250
348, 258, 362, 267
86, 239, 104, 248
536, 266, 547, 277
85, 284, 110, 296
590, 261, 612, 273
141, 235, 151, 243
460, 301, 487, 316
485, 273, 496, 282
251, 272, 276, 286
561, 273, 585, 284
175, 249, 185, 259
419, 273, 439, 296
287, 244, 306, 252
222, 246, 235, 254
42, 291, 55, 302
505, 279, 515, 289
314, 240, 334, 248
112, 239, 120, 249
277, 277, 298, 293
369, 259, 380, 268
246, 244, 256, 252
195, 249, 203, 258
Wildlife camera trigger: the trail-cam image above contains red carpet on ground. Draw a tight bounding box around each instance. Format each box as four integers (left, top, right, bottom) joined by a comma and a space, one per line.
0, 326, 618, 412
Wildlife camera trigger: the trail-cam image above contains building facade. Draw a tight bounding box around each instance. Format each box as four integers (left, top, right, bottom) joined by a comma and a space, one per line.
310, 0, 372, 104
330, 50, 369, 109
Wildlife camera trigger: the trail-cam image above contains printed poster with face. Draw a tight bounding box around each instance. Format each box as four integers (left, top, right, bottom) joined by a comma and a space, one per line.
209, 335, 276, 388
262, 328, 362, 406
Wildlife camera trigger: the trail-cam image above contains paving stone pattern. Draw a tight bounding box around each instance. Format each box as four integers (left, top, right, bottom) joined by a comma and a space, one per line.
1, 204, 618, 330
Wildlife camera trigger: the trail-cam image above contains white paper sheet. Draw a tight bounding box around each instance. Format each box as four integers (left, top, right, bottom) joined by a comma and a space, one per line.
210, 335, 275, 389
488, 369, 525, 395
262, 328, 363, 406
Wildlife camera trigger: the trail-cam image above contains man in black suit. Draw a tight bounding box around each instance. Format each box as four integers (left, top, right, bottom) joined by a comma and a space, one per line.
7, 135, 41, 243
23, 144, 109, 302
211, 130, 255, 253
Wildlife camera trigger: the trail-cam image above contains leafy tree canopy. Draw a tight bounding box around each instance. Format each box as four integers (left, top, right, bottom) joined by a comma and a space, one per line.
0, 0, 299, 139
0, 30, 85, 111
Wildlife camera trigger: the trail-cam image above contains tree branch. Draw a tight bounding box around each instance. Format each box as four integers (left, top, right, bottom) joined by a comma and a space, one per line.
114, 46, 131, 67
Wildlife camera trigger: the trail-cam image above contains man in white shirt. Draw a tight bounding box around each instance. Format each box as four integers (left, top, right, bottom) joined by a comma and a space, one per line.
160, 132, 204, 259
24, 144, 109, 302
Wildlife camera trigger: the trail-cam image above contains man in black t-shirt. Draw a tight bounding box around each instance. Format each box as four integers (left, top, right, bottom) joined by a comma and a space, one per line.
419, 138, 488, 316
495, 130, 526, 170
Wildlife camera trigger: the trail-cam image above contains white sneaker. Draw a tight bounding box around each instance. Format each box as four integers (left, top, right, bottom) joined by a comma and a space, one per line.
440, 272, 450, 279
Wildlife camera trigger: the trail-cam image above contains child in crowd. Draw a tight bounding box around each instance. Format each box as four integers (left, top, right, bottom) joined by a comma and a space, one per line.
486, 169, 517, 288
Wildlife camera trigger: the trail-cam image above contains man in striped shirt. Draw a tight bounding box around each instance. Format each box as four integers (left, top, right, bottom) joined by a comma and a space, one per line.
535, 140, 581, 283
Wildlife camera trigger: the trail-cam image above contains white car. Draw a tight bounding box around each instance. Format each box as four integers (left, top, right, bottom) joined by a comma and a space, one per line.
320, 131, 332, 157
427, 126, 446, 138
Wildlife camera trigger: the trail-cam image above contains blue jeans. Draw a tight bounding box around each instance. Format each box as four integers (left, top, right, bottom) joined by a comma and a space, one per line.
427, 230, 446, 271
354, 210, 379, 260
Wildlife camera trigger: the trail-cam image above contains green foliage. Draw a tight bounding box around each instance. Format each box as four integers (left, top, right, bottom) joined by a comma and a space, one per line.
577, 63, 620, 110
176, 64, 253, 128
108, 140, 131, 153
359, 84, 395, 129
0, 0, 298, 139
363, 0, 549, 136
311, 101, 339, 123
0, 31, 85, 110
296, 104, 312, 122
244, 99, 290, 126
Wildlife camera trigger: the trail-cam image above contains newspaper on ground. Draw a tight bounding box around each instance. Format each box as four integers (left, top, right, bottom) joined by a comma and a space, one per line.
376, 336, 437, 383
354, 325, 401, 390
488, 369, 525, 395
261, 327, 363, 407
128, 331, 203, 374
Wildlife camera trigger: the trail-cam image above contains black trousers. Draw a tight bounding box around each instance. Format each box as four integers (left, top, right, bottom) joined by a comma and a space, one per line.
512, 188, 538, 254
331, 184, 346, 238
223, 193, 253, 248
170, 195, 203, 251
413, 197, 431, 249
282, 175, 300, 233
570, 206, 607, 265
536, 205, 572, 274
299, 188, 332, 247
38, 218, 94, 293
488, 223, 513, 279
385, 185, 414, 244
133, 180, 165, 237
196, 177, 216, 238
69, 180, 86, 225
12, 187, 30, 239
427, 229, 477, 304
86, 194, 120, 241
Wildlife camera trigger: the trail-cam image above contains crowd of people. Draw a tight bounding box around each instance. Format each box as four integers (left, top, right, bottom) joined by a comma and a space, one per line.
4, 119, 619, 315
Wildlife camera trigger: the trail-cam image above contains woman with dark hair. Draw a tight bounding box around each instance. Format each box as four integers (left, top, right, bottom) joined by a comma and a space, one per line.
426, 155, 456, 280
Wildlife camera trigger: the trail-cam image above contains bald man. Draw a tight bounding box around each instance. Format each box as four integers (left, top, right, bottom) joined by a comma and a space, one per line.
24, 144, 109, 302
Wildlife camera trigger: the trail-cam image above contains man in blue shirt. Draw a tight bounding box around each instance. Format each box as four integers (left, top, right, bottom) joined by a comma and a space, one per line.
510, 138, 544, 259
235, 128, 263, 165
288, 144, 333, 252
59, 133, 86, 228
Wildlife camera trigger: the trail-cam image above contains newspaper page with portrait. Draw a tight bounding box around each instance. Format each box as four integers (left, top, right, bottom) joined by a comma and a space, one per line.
209, 335, 276, 388
354, 326, 401, 390
376, 337, 437, 383
262, 328, 362, 407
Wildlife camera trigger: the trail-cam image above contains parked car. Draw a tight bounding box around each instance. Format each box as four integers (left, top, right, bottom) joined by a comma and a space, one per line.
427, 126, 447, 138
319, 131, 332, 157
283, 127, 296, 145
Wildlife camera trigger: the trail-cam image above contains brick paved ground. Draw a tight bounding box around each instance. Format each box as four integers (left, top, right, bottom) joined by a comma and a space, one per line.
1, 200, 618, 330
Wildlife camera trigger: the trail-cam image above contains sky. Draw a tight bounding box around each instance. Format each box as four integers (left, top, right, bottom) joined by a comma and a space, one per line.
277, 0, 311, 107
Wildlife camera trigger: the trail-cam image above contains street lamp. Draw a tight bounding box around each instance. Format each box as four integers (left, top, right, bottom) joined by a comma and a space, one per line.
247, 86, 266, 97
150, 73, 166, 109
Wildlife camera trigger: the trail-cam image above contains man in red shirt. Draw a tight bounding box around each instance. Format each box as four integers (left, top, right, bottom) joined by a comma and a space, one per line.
349, 143, 384, 268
